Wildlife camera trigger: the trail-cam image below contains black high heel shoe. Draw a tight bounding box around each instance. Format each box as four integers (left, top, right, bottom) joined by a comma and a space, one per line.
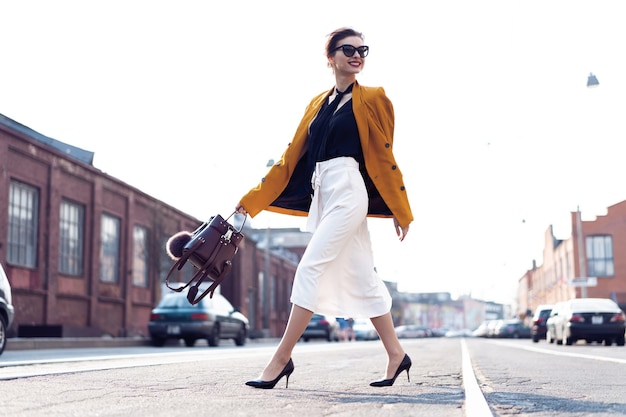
245, 358, 295, 389
369, 354, 412, 387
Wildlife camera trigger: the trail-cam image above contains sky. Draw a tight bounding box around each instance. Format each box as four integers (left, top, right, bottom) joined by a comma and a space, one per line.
2, 1, 626, 306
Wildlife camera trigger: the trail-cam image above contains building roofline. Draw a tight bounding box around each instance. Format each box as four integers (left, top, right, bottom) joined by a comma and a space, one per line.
0, 113, 94, 165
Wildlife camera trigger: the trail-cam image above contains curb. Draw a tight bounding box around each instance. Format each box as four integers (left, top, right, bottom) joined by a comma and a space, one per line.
5, 336, 280, 351
6, 337, 150, 351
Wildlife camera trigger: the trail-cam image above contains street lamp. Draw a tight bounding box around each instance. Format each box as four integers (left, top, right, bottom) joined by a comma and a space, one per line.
262, 159, 274, 335
587, 73, 599, 88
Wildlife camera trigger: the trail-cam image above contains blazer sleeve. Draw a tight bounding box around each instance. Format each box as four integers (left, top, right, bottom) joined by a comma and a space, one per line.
356, 85, 414, 228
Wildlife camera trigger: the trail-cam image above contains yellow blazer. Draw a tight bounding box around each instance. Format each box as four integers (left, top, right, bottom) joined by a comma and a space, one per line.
239, 81, 414, 228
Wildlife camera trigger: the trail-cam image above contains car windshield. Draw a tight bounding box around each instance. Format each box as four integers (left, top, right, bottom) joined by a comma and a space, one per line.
157, 293, 198, 309
538, 309, 551, 319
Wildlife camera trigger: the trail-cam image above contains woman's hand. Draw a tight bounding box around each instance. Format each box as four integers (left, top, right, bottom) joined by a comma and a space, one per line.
393, 217, 409, 242
235, 203, 248, 216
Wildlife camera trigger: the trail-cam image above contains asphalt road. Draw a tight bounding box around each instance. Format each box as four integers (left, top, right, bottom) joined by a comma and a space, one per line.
2, 337, 626, 416
2, 338, 464, 417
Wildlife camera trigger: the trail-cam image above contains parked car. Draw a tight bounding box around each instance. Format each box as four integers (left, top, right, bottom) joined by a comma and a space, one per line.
472, 321, 492, 338
531, 304, 553, 343
445, 329, 474, 338
493, 319, 531, 338
546, 298, 626, 346
546, 301, 566, 344
487, 319, 504, 338
148, 290, 249, 347
395, 325, 430, 338
0, 262, 15, 356
301, 314, 338, 342
353, 319, 379, 340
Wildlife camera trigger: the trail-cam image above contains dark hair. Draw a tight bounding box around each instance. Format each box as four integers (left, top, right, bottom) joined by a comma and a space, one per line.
325, 27, 364, 58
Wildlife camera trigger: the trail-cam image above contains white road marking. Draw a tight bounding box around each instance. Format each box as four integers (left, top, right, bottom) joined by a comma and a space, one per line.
461, 338, 494, 417
491, 339, 626, 364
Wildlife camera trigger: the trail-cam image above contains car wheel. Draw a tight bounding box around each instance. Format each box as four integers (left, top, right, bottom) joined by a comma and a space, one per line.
616, 336, 625, 346
207, 324, 220, 347
0, 315, 7, 355
151, 336, 166, 347
184, 337, 196, 347
604, 338, 613, 346
532, 335, 539, 343
234, 325, 247, 346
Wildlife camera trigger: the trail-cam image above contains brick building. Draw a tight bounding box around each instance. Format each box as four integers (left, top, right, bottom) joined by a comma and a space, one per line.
519, 202, 626, 315
0, 113, 300, 339
2, 112, 505, 340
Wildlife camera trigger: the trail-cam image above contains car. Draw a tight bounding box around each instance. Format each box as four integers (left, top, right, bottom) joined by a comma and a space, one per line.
493, 319, 531, 338
487, 319, 503, 338
445, 329, 474, 338
530, 304, 553, 342
547, 298, 626, 346
546, 301, 567, 344
0, 262, 15, 356
301, 314, 339, 342
472, 321, 492, 337
148, 290, 249, 347
353, 319, 379, 340
395, 325, 430, 338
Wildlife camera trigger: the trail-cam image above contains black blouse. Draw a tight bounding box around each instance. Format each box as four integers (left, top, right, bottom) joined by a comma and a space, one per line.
314, 100, 364, 165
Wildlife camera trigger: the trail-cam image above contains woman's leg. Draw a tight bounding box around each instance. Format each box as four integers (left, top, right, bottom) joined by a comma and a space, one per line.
370, 312, 407, 379
256, 304, 313, 381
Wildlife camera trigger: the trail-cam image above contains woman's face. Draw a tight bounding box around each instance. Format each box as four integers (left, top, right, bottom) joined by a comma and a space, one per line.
329, 35, 366, 75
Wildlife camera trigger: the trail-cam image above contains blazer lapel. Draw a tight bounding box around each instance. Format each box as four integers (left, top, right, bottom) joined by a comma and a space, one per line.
352, 82, 370, 158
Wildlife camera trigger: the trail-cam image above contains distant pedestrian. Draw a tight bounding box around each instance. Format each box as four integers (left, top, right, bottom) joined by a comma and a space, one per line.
337, 318, 349, 341
347, 317, 356, 342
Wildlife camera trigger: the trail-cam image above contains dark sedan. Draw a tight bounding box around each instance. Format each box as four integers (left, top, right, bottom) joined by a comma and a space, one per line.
547, 298, 625, 346
301, 314, 338, 342
493, 319, 531, 338
148, 290, 249, 347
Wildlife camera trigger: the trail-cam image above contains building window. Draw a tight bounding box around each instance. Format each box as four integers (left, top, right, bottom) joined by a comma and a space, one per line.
59, 199, 84, 276
100, 214, 121, 283
586, 235, 614, 277
7, 180, 39, 267
133, 225, 149, 287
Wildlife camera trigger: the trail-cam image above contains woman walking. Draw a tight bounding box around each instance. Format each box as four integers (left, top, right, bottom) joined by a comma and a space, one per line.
235, 27, 413, 389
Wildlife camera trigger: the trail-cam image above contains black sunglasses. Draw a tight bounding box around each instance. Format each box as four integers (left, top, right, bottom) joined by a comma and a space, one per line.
331, 44, 369, 58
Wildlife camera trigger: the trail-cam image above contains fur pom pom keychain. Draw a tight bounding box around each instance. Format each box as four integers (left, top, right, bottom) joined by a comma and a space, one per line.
166, 231, 193, 260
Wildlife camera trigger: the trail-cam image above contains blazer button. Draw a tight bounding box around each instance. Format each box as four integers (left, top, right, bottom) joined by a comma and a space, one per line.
385, 143, 390, 148
400, 186, 405, 191
276, 162, 281, 166
392, 165, 397, 170
261, 177, 266, 182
